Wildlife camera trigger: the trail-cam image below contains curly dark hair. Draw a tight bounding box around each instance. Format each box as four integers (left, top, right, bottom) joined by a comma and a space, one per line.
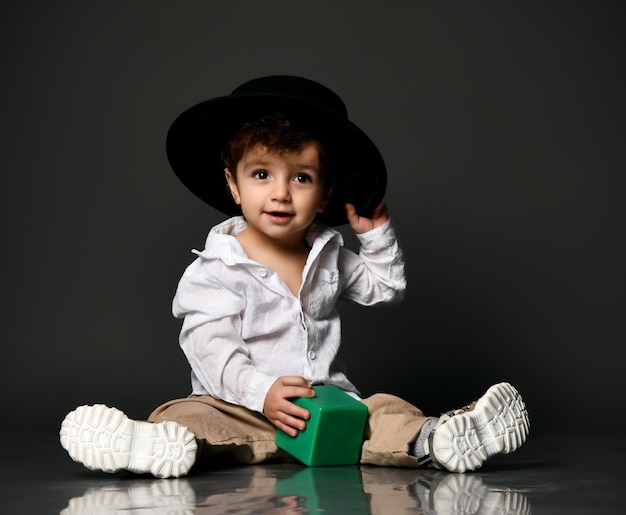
223, 113, 334, 187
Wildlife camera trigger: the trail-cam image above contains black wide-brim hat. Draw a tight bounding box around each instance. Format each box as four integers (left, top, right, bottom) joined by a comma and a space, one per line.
166, 75, 386, 226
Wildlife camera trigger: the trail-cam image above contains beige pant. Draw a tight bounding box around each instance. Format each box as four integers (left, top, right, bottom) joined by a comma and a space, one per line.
149, 393, 432, 468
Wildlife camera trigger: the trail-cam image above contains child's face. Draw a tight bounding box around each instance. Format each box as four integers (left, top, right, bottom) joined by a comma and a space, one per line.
225, 142, 332, 245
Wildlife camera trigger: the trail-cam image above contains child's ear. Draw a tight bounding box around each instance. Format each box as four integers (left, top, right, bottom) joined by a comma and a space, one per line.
224, 168, 241, 205
317, 183, 335, 213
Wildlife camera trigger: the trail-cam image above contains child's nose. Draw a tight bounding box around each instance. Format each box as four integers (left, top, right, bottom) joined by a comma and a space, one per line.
271, 179, 291, 201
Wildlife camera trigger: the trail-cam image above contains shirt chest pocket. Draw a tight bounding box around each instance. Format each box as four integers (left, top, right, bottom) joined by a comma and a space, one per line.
304, 268, 340, 318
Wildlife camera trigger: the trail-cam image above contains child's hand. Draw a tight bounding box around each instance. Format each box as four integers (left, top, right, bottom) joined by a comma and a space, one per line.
346, 200, 389, 234
263, 376, 315, 437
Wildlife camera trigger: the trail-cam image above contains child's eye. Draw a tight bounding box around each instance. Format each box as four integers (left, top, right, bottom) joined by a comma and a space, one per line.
294, 173, 312, 183
253, 170, 269, 180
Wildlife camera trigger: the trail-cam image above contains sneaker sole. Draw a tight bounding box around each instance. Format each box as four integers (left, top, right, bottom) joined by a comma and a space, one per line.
431, 382, 530, 473
60, 404, 197, 478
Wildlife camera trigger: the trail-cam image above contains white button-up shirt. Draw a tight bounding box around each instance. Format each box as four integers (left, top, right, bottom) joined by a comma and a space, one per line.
173, 216, 406, 413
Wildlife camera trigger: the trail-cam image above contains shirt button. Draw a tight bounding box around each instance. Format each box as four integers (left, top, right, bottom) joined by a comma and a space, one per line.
308, 351, 316, 360
258, 268, 268, 278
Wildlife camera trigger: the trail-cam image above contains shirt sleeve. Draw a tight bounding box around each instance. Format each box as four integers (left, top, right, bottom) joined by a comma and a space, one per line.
339, 218, 407, 305
172, 258, 278, 413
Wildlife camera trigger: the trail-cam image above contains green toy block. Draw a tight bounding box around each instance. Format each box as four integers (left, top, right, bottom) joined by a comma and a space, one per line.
275, 385, 368, 466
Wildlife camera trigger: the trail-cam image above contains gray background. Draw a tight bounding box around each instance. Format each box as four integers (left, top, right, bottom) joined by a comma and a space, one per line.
2, 1, 623, 437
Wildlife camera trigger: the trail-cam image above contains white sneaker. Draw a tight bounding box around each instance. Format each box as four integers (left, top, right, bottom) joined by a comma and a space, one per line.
430, 382, 530, 473
60, 404, 197, 478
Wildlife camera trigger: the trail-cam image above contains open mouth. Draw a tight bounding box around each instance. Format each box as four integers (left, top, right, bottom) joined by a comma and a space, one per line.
266, 211, 294, 223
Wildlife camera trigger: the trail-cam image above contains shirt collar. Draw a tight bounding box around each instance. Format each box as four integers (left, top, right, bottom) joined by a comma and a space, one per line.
194, 216, 344, 266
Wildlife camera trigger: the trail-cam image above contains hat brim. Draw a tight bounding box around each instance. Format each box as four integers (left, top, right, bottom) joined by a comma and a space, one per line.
166, 93, 386, 226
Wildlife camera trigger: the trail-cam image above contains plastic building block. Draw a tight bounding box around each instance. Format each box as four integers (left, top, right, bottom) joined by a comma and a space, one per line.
275, 385, 368, 466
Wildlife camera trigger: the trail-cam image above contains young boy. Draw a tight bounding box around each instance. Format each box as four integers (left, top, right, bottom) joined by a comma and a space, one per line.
60, 76, 529, 478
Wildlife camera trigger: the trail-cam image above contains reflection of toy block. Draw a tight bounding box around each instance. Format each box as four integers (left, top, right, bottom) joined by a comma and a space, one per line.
275, 386, 368, 466
275, 466, 368, 512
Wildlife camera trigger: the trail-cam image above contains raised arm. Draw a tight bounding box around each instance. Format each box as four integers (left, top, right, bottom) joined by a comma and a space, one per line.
340, 200, 407, 306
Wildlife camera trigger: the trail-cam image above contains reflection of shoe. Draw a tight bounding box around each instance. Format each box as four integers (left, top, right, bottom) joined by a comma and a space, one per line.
60, 404, 197, 478
413, 473, 532, 515
60, 479, 196, 515
430, 382, 530, 473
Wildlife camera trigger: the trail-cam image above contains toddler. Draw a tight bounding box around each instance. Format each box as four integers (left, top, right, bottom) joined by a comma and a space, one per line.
60, 76, 529, 477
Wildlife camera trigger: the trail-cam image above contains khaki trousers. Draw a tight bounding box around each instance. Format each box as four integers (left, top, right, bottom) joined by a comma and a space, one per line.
149, 393, 432, 468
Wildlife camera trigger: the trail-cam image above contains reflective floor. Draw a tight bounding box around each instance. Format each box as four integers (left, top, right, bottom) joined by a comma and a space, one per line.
1, 431, 622, 513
